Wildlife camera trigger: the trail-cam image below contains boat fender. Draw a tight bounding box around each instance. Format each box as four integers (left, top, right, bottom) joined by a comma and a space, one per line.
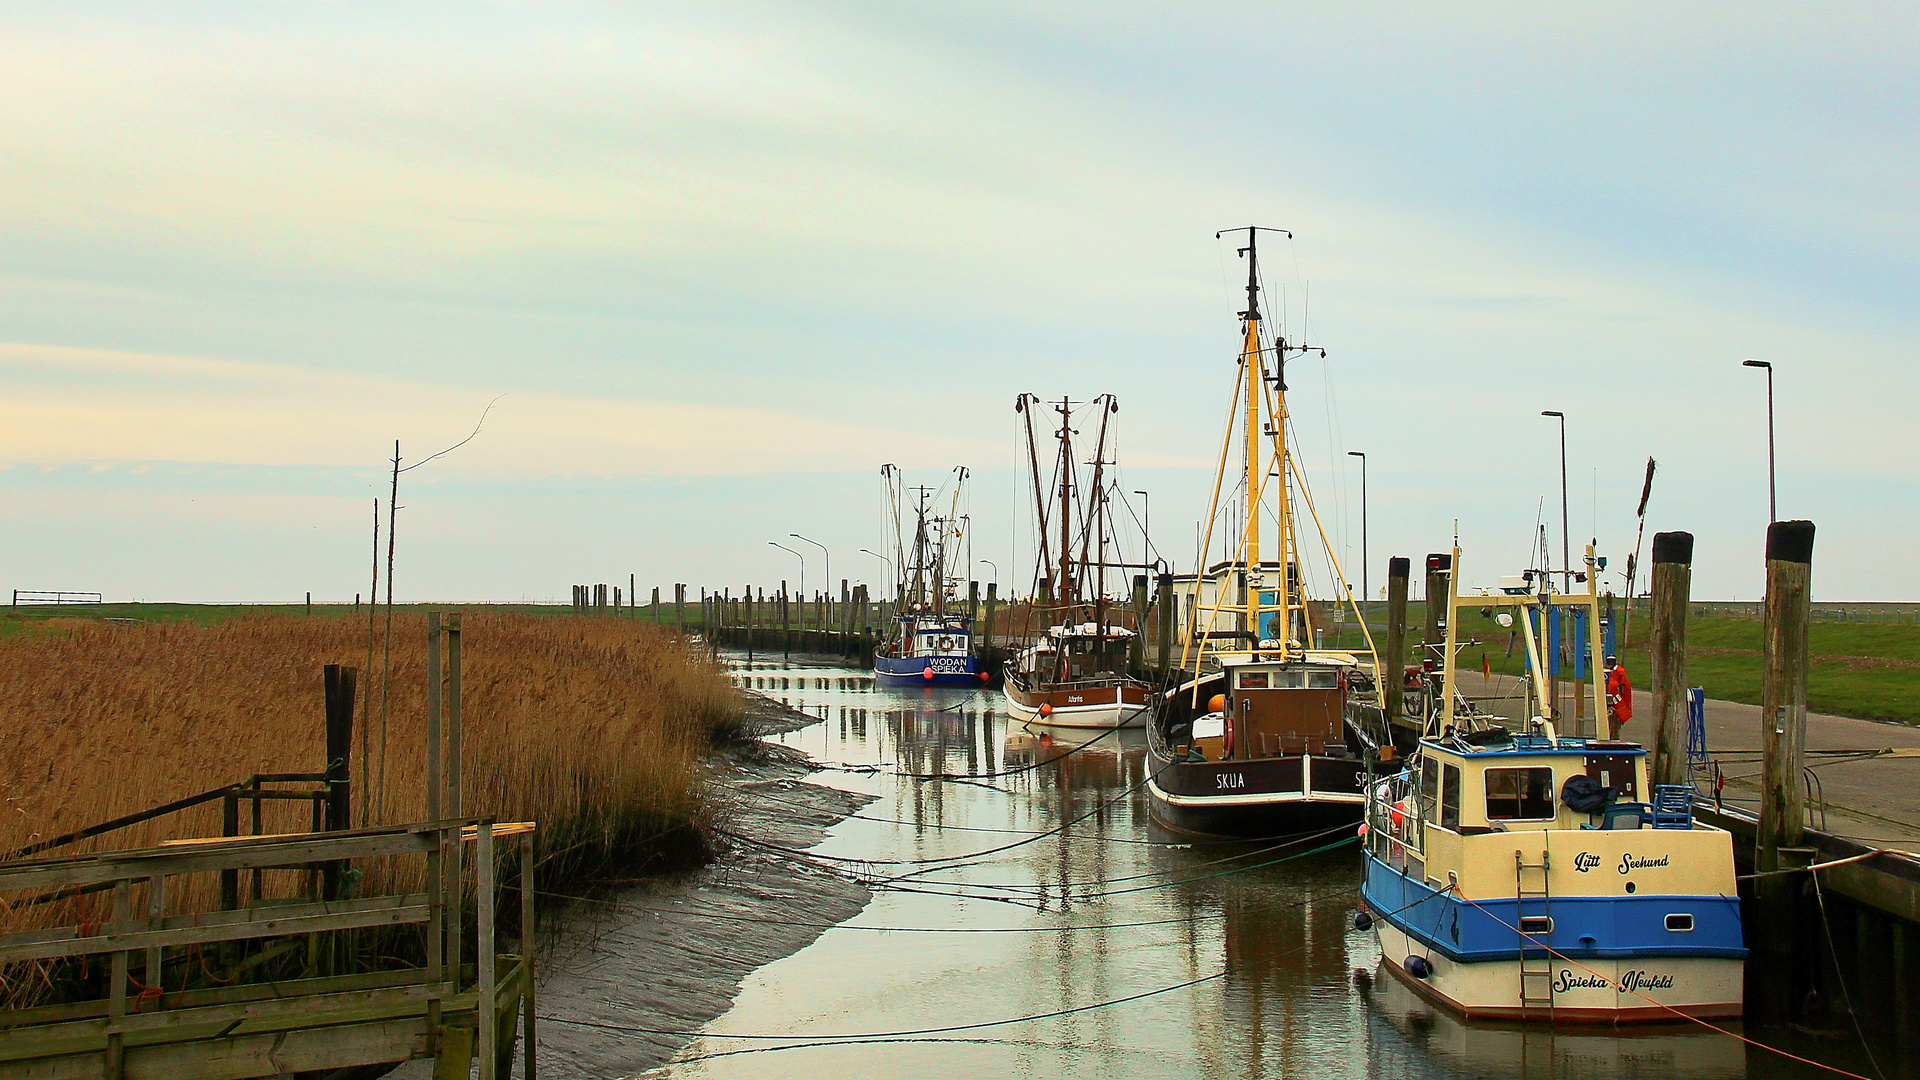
1403, 955, 1433, 980
1039, 702, 1053, 717
1353, 910, 1373, 931
1222, 710, 1235, 759
1561, 773, 1610, 814
977, 670, 991, 682
922, 667, 935, 681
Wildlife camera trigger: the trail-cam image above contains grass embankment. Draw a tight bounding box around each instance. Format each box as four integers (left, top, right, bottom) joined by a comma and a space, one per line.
1333, 603, 1920, 725
0, 611, 739, 1007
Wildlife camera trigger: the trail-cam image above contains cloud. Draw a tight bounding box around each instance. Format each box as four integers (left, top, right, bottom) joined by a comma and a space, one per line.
0, 342, 1002, 476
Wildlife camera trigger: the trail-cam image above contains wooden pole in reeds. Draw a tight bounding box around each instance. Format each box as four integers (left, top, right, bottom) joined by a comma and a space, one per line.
323, 664, 355, 900
381, 442, 399, 826
1155, 574, 1172, 682
363, 497, 378, 828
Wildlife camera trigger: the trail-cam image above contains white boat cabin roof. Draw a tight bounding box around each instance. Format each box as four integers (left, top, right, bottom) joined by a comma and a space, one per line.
1048, 621, 1137, 640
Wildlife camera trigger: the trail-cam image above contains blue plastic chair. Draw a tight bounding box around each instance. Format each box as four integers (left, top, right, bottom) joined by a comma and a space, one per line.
1601, 802, 1650, 830
1650, 785, 1695, 829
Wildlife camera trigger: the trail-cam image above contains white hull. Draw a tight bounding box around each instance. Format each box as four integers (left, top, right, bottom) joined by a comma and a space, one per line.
1371, 919, 1744, 1023
1003, 691, 1148, 729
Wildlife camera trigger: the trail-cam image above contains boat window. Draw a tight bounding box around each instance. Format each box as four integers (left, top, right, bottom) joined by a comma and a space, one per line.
1307, 670, 1340, 690
1238, 671, 1269, 689
1419, 757, 1439, 817
1441, 763, 1461, 830
1519, 916, 1554, 935
1485, 767, 1556, 820
1666, 914, 1695, 932
1271, 671, 1307, 689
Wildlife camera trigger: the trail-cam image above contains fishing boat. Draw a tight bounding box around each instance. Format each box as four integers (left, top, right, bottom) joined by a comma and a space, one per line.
1002, 393, 1155, 729
1144, 227, 1388, 836
1359, 542, 1744, 1023
873, 466, 988, 688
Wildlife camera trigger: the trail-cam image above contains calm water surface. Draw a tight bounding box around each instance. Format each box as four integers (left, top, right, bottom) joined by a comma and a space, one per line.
645, 655, 1891, 1079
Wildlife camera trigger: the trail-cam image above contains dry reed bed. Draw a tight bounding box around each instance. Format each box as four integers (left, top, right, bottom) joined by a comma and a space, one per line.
0, 612, 738, 1003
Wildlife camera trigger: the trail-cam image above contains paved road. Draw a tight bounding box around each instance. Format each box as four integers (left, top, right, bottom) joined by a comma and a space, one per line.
1458, 672, 1920, 847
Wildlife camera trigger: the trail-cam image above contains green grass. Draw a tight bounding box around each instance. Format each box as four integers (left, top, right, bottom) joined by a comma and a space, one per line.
1319, 603, 1920, 726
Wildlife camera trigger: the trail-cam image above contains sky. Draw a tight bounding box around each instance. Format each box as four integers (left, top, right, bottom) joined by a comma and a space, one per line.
1, 2, 1915, 604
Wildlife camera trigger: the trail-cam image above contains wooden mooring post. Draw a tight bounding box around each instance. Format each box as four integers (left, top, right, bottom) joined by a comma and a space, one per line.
1155, 574, 1174, 683
1648, 531, 1692, 784
1753, 520, 1816, 1022
1384, 557, 1409, 736
1130, 575, 1148, 674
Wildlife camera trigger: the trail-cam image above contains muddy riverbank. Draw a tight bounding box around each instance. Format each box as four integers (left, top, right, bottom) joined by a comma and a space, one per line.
509, 691, 875, 1079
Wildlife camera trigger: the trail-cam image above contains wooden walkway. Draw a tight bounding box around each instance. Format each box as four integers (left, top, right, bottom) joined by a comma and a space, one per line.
0, 819, 535, 1080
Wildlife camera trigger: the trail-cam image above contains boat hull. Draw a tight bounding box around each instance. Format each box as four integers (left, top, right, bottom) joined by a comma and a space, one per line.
1004, 681, 1149, 729
874, 650, 984, 687
1144, 747, 1367, 836
1370, 916, 1744, 1023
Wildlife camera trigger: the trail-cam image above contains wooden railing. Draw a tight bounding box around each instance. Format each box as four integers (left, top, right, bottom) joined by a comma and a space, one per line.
0, 818, 536, 1080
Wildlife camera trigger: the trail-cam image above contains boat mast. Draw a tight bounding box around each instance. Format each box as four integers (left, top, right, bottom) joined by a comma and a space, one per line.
1056, 397, 1074, 612
1236, 231, 1271, 653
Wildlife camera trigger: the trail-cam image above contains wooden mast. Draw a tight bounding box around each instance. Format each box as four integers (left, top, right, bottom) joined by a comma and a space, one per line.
1240, 232, 1264, 652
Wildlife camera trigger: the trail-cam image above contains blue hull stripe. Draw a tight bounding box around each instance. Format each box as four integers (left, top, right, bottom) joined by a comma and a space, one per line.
1361, 853, 1746, 962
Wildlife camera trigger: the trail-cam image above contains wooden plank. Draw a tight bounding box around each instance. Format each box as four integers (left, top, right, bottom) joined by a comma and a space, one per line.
0, 981, 462, 1060
0, 831, 439, 893
0, 895, 429, 964
0, 966, 435, 1029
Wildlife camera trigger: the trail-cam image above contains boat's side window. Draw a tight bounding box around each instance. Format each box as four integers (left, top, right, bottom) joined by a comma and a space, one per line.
1419, 757, 1440, 818
1484, 767, 1556, 820
1307, 670, 1340, 690
1239, 671, 1269, 689
1441, 763, 1461, 830
1272, 671, 1307, 689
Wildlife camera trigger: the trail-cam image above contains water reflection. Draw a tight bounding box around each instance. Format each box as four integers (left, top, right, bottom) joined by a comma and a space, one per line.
667, 655, 1866, 1079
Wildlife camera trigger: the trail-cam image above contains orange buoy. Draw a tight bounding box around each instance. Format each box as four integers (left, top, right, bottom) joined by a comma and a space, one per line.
922, 667, 935, 681
1039, 702, 1053, 717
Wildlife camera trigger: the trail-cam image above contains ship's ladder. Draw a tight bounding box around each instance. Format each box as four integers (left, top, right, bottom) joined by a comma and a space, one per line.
1515, 846, 1555, 1018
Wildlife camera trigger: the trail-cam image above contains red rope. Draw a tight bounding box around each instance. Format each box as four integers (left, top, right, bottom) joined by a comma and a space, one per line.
1446, 888, 1873, 1080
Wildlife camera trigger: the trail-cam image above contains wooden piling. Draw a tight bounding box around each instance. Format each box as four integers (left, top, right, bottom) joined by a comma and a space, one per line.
1130, 575, 1148, 674
1422, 553, 1448, 673
1155, 573, 1173, 683
1384, 557, 1410, 730
1648, 531, 1693, 782
1750, 521, 1815, 1024
675, 584, 685, 632
323, 664, 355, 900
1759, 521, 1816, 869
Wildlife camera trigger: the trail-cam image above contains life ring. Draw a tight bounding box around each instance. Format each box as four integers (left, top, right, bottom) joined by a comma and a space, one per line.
936, 635, 955, 651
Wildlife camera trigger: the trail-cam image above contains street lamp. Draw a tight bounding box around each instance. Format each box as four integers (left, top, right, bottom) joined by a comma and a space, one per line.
980, 559, 997, 584
791, 533, 828, 627
1134, 489, 1151, 554
769, 541, 804, 601
1347, 451, 1368, 625
1541, 411, 1570, 591
1743, 360, 1776, 523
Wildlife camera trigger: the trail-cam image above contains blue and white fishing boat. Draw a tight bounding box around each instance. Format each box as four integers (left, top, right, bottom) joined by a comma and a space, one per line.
1360, 542, 1744, 1023
873, 466, 987, 688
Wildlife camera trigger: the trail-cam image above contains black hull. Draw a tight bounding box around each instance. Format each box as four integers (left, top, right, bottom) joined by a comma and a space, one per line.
1144, 744, 1368, 838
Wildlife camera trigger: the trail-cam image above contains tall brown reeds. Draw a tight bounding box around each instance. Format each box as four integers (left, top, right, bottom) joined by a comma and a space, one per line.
0, 612, 738, 1004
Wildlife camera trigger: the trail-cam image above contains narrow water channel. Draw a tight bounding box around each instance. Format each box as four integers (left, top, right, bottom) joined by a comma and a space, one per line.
642, 654, 1891, 1080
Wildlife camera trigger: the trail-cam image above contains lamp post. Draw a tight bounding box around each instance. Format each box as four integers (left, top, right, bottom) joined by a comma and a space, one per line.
1134, 490, 1151, 560
1743, 360, 1776, 523
1347, 451, 1368, 625
1541, 412, 1570, 591
861, 547, 893, 627
791, 533, 828, 629
980, 559, 997, 585
769, 542, 804, 603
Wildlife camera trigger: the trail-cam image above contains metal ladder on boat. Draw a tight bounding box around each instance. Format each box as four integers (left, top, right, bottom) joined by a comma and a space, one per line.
1515, 847, 1555, 1019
